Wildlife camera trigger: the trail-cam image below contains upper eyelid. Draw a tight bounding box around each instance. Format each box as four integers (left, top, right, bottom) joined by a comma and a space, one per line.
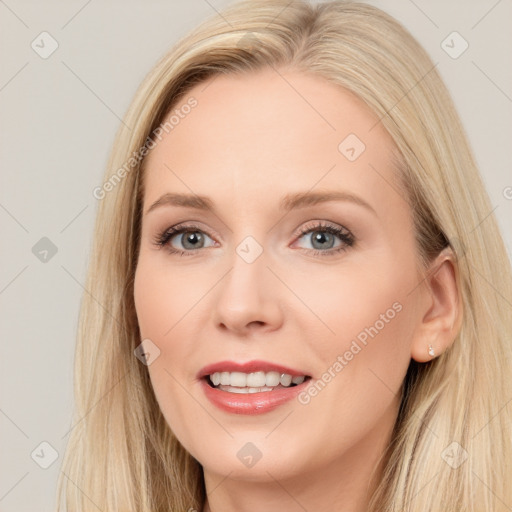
165, 220, 347, 235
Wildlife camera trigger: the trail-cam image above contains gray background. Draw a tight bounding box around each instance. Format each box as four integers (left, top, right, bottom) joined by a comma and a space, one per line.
0, 1, 510, 510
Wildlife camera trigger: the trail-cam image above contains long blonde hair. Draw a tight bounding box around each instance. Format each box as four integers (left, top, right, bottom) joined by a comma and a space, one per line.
56, 1, 512, 510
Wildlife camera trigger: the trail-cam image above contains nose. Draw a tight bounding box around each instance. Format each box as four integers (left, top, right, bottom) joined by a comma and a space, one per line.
212, 244, 284, 336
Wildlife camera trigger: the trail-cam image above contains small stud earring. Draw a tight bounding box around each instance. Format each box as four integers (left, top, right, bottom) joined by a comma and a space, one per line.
428, 344, 435, 357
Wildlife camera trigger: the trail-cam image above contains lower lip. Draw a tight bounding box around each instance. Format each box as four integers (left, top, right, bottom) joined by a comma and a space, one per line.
200, 378, 309, 415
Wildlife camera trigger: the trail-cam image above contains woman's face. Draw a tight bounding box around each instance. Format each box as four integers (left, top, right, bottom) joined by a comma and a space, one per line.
134, 68, 425, 484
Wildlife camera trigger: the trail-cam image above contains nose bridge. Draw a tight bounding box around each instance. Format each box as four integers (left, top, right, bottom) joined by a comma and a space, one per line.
212, 234, 282, 332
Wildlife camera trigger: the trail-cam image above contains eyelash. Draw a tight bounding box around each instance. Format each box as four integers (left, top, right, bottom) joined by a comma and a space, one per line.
153, 221, 355, 258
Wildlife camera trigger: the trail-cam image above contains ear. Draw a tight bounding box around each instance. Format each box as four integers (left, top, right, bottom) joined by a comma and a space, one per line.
410, 248, 463, 362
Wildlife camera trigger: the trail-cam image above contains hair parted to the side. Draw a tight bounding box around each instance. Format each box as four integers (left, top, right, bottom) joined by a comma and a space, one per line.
56, 1, 512, 511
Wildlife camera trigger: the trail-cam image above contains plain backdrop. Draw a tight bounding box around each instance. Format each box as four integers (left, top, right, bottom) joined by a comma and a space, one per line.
0, 0, 511, 510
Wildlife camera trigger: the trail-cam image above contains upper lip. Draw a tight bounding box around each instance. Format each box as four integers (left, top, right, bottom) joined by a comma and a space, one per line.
197, 360, 310, 379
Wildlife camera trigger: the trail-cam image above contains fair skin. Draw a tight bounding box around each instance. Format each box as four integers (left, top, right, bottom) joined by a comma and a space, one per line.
133, 67, 461, 512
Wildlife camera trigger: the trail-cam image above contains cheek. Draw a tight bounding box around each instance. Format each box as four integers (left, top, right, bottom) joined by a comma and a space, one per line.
133, 255, 202, 339
307, 258, 416, 417
305, 252, 417, 402
133, 257, 212, 448
309, 258, 413, 349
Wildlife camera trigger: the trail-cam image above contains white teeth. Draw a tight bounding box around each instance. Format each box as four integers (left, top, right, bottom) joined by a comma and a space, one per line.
209, 371, 307, 389
246, 371, 266, 387
230, 372, 247, 387
265, 371, 280, 387
280, 373, 292, 386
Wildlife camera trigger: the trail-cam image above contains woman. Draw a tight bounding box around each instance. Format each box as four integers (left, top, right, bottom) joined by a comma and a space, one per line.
57, 1, 512, 511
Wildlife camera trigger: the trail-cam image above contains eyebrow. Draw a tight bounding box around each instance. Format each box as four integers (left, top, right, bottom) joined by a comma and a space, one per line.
144, 190, 377, 216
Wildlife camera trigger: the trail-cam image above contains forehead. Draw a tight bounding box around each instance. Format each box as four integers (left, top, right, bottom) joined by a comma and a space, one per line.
142, 67, 404, 217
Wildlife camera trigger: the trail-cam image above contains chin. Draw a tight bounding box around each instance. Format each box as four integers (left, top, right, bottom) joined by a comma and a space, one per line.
187, 432, 316, 483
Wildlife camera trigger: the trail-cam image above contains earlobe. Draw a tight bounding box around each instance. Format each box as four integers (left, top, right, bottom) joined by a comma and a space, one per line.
410, 248, 463, 363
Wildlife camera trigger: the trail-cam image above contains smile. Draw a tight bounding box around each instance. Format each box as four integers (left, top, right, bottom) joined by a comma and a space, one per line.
197, 361, 313, 415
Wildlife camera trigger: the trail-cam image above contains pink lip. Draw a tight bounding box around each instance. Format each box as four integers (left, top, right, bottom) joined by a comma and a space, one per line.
197, 359, 309, 379
200, 377, 310, 415
197, 360, 311, 415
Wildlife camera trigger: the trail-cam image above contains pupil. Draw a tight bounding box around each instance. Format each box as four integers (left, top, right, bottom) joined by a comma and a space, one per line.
183, 232, 203, 249
312, 231, 333, 250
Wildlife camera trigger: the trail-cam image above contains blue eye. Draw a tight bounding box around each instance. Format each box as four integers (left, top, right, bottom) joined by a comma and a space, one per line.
154, 223, 215, 256
154, 221, 354, 257
294, 221, 355, 256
